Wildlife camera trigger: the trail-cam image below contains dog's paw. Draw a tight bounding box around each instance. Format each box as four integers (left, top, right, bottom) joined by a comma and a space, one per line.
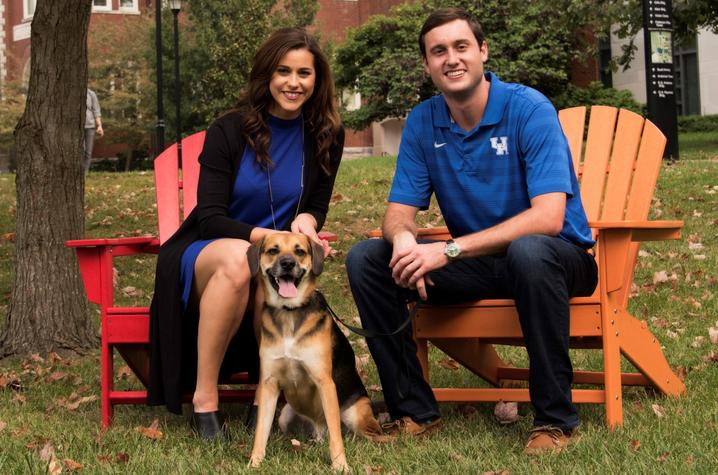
331, 457, 350, 474
248, 454, 264, 469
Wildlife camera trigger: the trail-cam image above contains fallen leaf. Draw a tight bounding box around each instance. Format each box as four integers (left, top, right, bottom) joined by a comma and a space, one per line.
135, 419, 163, 440
437, 358, 460, 370
651, 403, 666, 418
676, 366, 687, 381
39, 442, 55, 462
96, 455, 112, 464
116, 366, 133, 380
364, 465, 383, 474
30, 353, 45, 363
494, 401, 520, 425
48, 459, 62, 475
629, 439, 641, 451
47, 372, 68, 382
355, 354, 370, 372
688, 242, 704, 251
1, 232, 15, 241
657, 451, 670, 462
116, 453, 130, 464
63, 395, 98, 411
709, 327, 718, 345
64, 459, 84, 470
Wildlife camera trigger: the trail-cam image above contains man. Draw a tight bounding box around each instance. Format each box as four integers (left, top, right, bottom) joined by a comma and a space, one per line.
346, 8, 597, 454
84, 88, 103, 172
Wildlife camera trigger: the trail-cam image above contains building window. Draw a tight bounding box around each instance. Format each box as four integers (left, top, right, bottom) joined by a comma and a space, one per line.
673, 36, 700, 116
92, 0, 112, 12
119, 0, 139, 12
23, 0, 37, 20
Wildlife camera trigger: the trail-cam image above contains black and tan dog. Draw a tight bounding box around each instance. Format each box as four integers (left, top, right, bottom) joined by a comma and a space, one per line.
247, 233, 385, 472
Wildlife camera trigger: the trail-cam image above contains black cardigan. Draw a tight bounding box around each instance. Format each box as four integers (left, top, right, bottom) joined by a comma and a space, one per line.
148, 111, 344, 414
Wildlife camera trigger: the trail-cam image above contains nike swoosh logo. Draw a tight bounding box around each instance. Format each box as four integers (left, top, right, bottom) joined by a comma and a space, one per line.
434, 142, 446, 148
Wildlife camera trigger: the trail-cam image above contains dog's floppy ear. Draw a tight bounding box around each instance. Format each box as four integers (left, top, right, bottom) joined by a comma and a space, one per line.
246, 238, 264, 277
310, 239, 324, 276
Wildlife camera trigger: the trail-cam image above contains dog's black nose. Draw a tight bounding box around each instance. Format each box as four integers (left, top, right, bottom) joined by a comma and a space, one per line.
279, 256, 296, 270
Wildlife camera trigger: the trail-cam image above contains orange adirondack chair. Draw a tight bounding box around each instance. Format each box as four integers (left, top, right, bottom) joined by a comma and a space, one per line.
370, 106, 685, 427
68, 132, 276, 427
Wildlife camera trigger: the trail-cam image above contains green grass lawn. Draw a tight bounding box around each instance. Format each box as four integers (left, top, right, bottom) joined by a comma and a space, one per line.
1, 131, 717, 473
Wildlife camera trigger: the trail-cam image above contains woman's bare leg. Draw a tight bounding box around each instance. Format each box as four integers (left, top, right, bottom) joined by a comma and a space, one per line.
191, 238, 252, 413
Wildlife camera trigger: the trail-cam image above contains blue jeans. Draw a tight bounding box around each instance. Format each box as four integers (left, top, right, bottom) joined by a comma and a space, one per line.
345, 235, 598, 431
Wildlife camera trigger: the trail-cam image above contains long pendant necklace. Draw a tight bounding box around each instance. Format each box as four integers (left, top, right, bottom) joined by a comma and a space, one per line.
265, 119, 305, 231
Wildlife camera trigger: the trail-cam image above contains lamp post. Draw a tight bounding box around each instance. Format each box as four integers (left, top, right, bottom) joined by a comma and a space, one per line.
154, 0, 165, 156
169, 0, 182, 167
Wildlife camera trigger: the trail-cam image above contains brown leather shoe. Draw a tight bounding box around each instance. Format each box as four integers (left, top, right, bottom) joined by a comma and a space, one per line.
382, 416, 442, 437
524, 425, 577, 455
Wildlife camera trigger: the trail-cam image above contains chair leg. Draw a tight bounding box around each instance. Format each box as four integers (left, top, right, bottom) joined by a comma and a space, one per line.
619, 311, 686, 396
101, 340, 114, 429
603, 298, 624, 428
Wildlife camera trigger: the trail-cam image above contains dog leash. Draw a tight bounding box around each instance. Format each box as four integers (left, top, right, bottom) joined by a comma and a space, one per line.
318, 290, 419, 399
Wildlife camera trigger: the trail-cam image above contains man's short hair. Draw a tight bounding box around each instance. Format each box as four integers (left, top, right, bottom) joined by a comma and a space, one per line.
419, 8, 485, 58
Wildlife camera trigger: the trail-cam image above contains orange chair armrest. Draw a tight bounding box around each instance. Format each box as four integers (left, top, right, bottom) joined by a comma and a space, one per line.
590, 220, 683, 241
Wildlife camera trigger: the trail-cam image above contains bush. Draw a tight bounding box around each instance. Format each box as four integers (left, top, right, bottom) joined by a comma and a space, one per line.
677, 114, 718, 133
550, 82, 643, 114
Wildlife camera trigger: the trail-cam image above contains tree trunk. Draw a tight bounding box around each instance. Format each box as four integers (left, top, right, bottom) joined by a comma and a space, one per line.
0, 0, 96, 357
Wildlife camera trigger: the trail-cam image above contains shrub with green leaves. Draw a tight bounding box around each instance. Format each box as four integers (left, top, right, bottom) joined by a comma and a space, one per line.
551, 82, 643, 114
677, 114, 718, 133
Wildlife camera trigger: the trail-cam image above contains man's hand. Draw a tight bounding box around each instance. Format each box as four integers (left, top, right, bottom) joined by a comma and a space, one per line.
389, 233, 447, 300
96, 124, 104, 137
291, 213, 331, 258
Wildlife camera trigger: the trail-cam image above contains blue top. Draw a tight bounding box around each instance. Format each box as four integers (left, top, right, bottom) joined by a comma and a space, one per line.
179, 114, 304, 309
389, 72, 594, 248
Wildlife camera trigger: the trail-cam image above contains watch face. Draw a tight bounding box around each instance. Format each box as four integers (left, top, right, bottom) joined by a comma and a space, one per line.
445, 241, 460, 258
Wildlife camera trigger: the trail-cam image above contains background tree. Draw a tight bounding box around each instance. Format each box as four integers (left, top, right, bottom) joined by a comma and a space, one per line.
88, 12, 155, 170
0, 0, 96, 356
177, 0, 318, 133
334, 0, 608, 129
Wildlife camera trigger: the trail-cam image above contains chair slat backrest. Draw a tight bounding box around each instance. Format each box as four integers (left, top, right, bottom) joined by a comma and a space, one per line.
578, 106, 619, 223
559, 106, 667, 306
180, 132, 205, 219
557, 106, 586, 172
153, 131, 207, 245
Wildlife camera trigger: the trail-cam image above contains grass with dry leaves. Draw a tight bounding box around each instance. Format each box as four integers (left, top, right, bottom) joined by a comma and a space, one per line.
1, 131, 717, 473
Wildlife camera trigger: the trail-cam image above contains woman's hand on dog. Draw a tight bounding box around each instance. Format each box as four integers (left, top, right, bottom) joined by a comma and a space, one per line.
291, 213, 332, 259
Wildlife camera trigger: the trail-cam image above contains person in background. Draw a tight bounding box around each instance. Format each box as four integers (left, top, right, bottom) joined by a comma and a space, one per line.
84, 88, 103, 172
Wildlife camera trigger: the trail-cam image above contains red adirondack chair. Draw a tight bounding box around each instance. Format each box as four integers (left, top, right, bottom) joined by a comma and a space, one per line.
68, 131, 337, 428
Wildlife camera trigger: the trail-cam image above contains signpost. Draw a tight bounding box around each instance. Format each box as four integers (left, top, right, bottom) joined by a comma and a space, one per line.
642, 0, 679, 159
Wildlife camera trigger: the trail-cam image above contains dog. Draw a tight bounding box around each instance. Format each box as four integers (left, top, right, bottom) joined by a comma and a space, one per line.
247, 232, 386, 472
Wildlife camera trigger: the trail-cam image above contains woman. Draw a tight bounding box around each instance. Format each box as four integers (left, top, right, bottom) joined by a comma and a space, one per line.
147, 28, 344, 439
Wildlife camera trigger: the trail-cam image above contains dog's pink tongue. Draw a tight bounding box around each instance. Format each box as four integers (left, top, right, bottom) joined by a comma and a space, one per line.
278, 280, 298, 298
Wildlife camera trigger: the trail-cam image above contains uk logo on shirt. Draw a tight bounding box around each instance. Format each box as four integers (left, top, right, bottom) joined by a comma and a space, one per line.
490, 136, 509, 156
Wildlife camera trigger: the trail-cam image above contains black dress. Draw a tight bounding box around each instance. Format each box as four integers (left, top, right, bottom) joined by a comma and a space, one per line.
148, 110, 344, 414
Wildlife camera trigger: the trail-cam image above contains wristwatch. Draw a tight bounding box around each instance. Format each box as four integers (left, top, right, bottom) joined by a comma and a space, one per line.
444, 239, 461, 260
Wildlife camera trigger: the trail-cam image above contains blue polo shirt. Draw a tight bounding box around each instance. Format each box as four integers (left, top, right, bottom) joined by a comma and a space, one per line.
389, 72, 594, 248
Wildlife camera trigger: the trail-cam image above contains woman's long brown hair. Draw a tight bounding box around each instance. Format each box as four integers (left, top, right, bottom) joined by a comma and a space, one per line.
232, 28, 341, 174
